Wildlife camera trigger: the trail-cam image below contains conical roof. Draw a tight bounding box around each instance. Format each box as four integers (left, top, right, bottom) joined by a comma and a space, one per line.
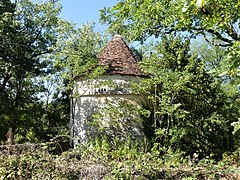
98, 35, 143, 76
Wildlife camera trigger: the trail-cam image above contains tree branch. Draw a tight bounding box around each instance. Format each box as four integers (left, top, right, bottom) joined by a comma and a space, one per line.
203, 34, 231, 47
194, 27, 234, 45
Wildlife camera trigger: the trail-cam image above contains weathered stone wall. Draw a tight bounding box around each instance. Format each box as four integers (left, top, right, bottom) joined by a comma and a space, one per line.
71, 75, 145, 146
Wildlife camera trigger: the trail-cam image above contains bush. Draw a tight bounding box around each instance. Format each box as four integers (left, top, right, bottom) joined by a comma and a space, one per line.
0, 140, 239, 179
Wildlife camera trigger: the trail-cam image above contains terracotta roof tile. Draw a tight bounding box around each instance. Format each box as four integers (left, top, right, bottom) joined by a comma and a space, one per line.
98, 35, 144, 76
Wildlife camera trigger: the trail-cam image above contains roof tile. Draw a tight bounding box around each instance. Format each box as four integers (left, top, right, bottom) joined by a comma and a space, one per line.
98, 35, 143, 76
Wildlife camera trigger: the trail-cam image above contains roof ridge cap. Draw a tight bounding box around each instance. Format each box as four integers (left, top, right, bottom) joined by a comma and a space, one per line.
113, 34, 122, 39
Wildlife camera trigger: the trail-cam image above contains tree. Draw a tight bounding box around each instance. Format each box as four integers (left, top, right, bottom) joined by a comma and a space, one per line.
0, 0, 61, 141
139, 35, 239, 158
100, 0, 240, 77
100, 0, 240, 157
54, 22, 107, 82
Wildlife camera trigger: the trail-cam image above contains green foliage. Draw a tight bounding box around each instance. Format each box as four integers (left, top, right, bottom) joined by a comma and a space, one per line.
54, 22, 108, 82
138, 35, 239, 158
100, 0, 240, 77
0, 148, 83, 179
0, 0, 62, 141
73, 139, 240, 179
100, 0, 240, 156
1, 139, 239, 179
0, 1, 107, 143
0, 2, 239, 178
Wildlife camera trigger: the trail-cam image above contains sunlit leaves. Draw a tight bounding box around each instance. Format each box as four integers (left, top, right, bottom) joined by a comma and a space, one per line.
0, 0, 62, 140
101, 0, 240, 77
53, 22, 107, 86
138, 35, 239, 157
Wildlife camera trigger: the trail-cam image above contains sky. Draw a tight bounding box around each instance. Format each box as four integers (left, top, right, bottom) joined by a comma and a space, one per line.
59, 0, 118, 31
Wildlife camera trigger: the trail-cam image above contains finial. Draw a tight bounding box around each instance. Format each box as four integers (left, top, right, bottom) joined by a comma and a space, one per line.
113, 34, 122, 39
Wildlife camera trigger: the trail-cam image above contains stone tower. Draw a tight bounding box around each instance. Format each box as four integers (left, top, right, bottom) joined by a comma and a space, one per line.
71, 35, 146, 146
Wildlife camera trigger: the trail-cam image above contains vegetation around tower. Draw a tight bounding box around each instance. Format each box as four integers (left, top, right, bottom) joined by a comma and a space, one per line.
0, 0, 240, 179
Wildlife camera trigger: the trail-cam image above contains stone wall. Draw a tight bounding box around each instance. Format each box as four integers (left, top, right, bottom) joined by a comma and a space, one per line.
71, 75, 146, 146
